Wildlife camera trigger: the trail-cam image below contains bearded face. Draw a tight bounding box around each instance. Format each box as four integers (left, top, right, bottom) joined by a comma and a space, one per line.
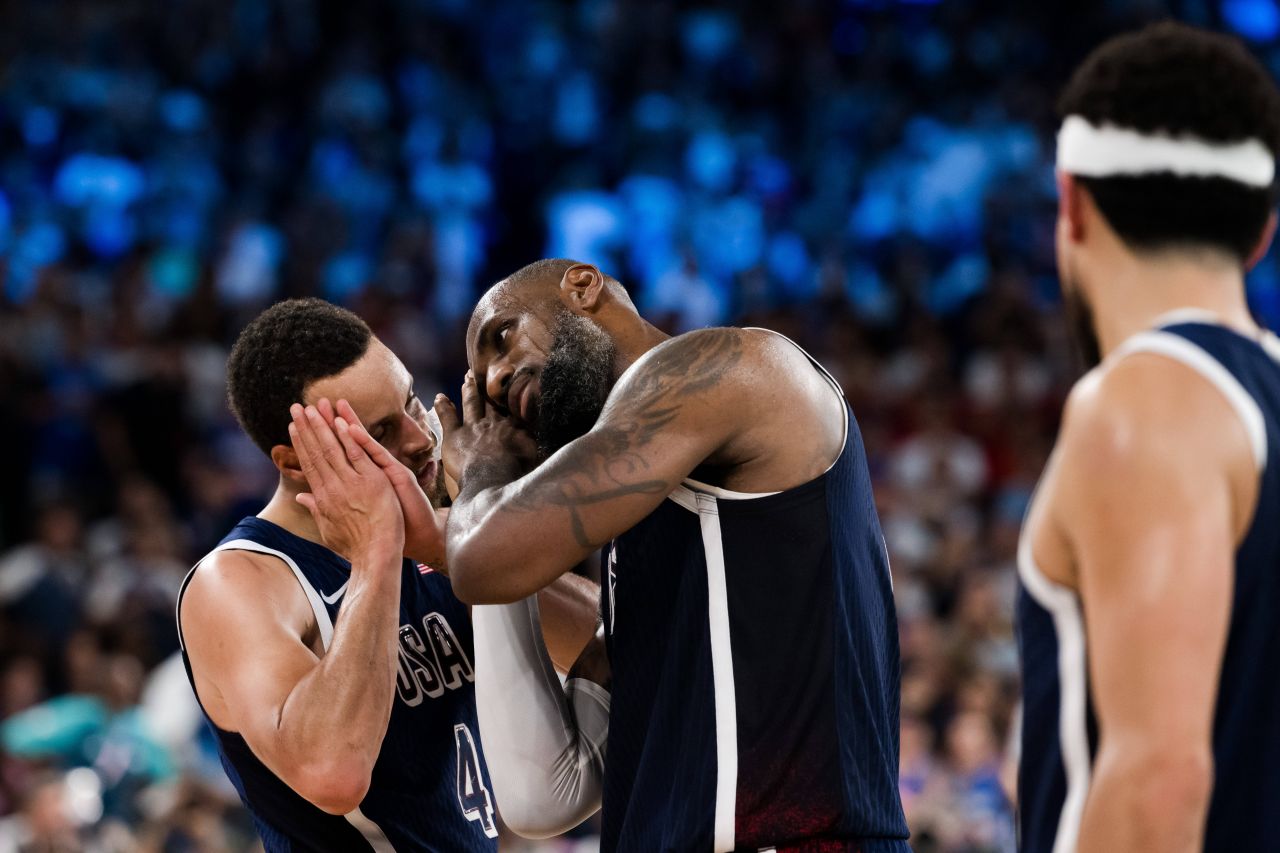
533, 311, 617, 459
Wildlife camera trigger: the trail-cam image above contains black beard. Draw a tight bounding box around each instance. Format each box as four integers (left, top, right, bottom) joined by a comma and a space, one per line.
426, 465, 449, 509
535, 313, 617, 459
1063, 284, 1101, 373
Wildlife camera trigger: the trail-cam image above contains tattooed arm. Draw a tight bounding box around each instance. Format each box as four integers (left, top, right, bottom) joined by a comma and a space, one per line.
444, 328, 747, 603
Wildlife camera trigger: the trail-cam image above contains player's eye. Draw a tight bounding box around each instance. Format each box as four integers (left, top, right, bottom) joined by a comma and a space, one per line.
496, 323, 512, 349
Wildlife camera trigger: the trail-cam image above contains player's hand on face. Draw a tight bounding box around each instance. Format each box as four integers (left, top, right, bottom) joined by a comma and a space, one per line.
290, 402, 405, 563
331, 398, 448, 568
435, 371, 538, 492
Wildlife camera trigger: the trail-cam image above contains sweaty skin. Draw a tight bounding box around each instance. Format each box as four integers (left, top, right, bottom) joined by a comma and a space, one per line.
181, 341, 599, 817
439, 263, 846, 604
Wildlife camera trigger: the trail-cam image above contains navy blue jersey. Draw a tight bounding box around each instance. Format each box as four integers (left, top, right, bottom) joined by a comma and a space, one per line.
176, 517, 497, 852
600, 333, 910, 853
1018, 318, 1280, 852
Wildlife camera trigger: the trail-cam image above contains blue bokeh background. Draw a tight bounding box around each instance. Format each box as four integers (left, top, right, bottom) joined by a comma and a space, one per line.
0, 1, 1275, 850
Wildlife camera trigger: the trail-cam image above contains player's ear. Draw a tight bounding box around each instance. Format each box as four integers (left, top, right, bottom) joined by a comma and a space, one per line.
558, 264, 607, 315
271, 443, 307, 485
1057, 171, 1087, 244
1246, 210, 1278, 271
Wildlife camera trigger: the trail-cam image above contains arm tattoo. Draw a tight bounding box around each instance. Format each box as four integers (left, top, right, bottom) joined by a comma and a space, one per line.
495, 328, 746, 549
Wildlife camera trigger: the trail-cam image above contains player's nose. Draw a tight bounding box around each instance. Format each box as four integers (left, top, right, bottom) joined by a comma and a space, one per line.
484, 361, 513, 411
402, 412, 433, 458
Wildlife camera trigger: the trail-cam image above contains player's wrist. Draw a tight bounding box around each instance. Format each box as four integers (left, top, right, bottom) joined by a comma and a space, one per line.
350, 539, 404, 571
458, 456, 525, 499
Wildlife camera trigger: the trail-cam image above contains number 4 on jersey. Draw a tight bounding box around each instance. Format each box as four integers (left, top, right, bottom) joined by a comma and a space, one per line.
453, 724, 498, 838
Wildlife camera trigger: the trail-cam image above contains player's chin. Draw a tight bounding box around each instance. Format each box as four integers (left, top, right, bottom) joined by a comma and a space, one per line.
418, 462, 448, 509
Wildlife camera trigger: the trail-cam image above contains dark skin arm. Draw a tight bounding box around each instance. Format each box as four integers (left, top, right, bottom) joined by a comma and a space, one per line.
315, 398, 599, 669
441, 327, 841, 603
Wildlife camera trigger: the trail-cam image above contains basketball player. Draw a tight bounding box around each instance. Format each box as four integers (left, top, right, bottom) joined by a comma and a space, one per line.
1018, 23, 1280, 852
176, 299, 597, 851
432, 259, 911, 851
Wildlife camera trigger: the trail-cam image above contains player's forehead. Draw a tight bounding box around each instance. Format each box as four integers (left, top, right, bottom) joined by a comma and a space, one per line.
303, 338, 410, 417
467, 283, 517, 363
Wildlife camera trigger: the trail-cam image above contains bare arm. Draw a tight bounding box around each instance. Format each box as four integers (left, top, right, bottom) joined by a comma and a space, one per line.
443, 328, 748, 603
181, 546, 401, 814
181, 404, 407, 815
1056, 357, 1248, 851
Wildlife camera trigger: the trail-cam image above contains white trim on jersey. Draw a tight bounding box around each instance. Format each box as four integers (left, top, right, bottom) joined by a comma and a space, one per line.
345, 807, 398, 851
1016, 535, 1090, 853
175, 538, 337, 654
697, 492, 739, 852
1149, 307, 1222, 328
1112, 330, 1268, 472
682, 476, 782, 500
220, 538, 337, 651
1259, 330, 1280, 367
665, 488, 740, 850
667, 485, 700, 513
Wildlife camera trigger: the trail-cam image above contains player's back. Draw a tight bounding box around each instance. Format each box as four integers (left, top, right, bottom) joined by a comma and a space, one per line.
1018, 317, 1280, 852
177, 517, 498, 852
600, 333, 910, 853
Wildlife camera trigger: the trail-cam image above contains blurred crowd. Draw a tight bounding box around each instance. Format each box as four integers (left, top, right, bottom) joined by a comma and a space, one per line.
2, 0, 1279, 850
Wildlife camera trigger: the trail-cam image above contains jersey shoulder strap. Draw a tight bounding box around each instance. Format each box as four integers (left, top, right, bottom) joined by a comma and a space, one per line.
1112, 327, 1267, 472
175, 537, 336, 654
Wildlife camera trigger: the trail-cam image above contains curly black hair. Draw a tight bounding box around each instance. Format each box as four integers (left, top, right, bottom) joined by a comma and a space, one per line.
1058, 21, 1280, 261
226, 298, 373, 454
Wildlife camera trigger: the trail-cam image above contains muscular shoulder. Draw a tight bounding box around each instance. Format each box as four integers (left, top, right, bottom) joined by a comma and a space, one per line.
603, 327, 841, 486
1053, 350, 1254, 536
608, 327, 826, 413
181, 548, 316, 648
1061, 350, 1248, 469
609, 327, 752, 406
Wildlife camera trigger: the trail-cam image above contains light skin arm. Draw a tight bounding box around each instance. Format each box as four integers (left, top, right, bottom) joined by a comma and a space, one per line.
1055, 356, 1247, 851
442, 328, 749, 603
181, 405, 406, 815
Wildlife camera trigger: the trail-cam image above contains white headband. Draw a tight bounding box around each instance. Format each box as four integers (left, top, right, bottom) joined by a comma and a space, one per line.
1056, 115, 1275, 188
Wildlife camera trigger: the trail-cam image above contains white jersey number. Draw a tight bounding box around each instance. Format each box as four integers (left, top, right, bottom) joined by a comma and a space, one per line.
453, 724, 498, 838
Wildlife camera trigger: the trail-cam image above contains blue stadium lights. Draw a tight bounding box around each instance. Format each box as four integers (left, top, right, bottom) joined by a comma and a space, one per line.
1223, 0, 1280, 41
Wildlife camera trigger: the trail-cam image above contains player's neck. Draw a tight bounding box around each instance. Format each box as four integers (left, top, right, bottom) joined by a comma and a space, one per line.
610, 318, 670, 379
258, 481, 326, 546
1088, 250, 1257, 358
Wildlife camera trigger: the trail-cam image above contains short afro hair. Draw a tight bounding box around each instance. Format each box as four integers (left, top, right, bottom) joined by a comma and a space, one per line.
227, 298, 373, 454
1058, 22, 1280, 262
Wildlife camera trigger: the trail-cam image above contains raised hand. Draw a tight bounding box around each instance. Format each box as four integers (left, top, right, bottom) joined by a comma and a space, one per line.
435, 371, 538, 497
330, 398, 448, 568
290, 403, 404, 565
